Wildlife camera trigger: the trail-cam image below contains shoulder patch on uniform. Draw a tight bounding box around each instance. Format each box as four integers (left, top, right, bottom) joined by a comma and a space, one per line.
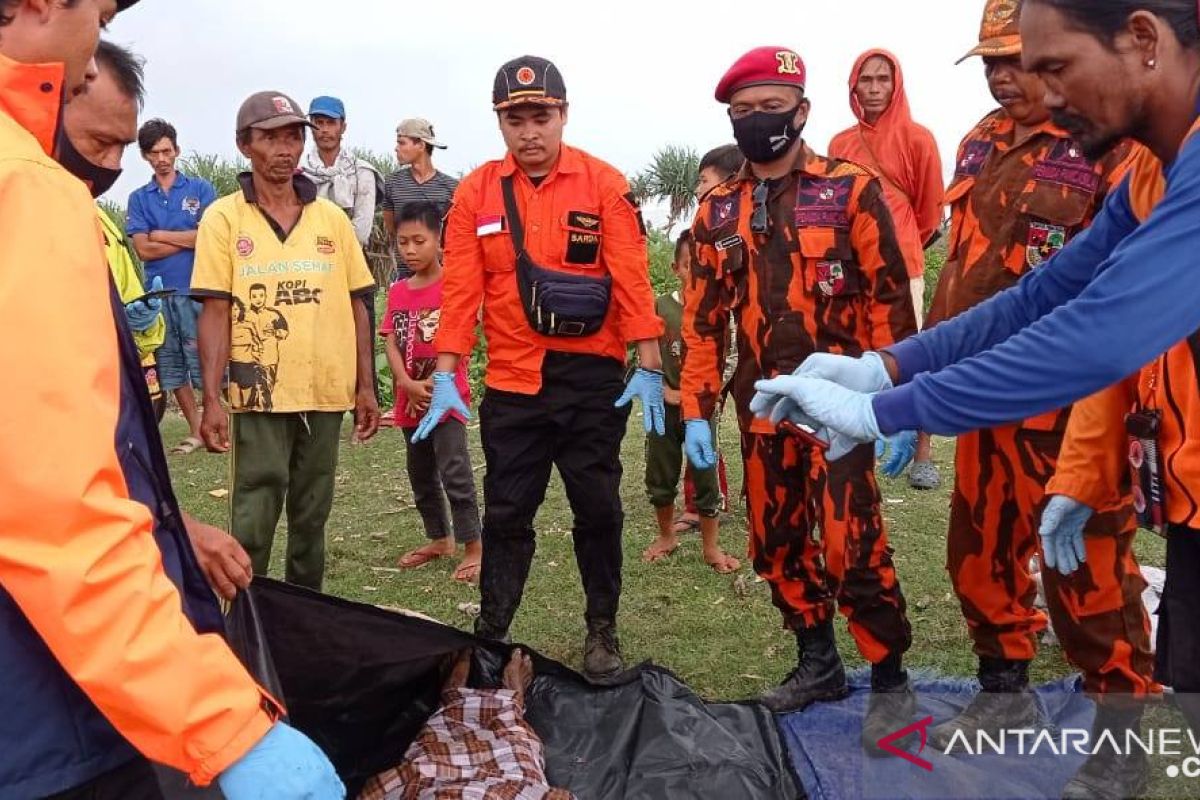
622, 192, 647, 236
708, 191, 741, 229
1032, 139, 1101, 194
794, 175, 855, 228
826, 159, 870, 179
955, 139, 994, 178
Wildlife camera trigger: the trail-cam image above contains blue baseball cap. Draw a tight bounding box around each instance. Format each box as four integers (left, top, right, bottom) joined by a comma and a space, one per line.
308, 96, 346, 120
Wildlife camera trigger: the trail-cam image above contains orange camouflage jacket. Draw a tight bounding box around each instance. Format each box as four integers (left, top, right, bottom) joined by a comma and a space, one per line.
680, 145, 918, 434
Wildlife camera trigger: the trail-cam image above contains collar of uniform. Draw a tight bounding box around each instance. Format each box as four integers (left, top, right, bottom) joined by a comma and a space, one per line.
498, 143, 583, 181
731, 142, 817, 184
141, 170, 193, 194
987, 108, 1068, 150
0, 51, 64, 156
236, 171, 319, 205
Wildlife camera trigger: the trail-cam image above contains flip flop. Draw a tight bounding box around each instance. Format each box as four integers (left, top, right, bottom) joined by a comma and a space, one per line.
642, 540, 680, 563
398, 544, 452, 569
705, 553, 742, 574
170, 436, 202, 455
671, 515, 700, 535
452, 559, 481, 584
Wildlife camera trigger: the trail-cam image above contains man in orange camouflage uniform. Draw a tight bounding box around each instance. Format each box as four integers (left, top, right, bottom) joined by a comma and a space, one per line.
921, 0, 1156, 754
680, 46, 918, 733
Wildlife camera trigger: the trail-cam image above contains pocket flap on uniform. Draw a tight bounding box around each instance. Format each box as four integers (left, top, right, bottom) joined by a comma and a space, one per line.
797, 227, 851, 261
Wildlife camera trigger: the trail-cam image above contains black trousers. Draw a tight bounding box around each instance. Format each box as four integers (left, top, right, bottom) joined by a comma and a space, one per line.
47, 759, 164, 800
477, 352, 630, 635
1157, 526, 1200, 731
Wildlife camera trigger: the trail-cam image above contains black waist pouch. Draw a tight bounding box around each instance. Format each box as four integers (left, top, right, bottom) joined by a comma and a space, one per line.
503, 176, 611, 337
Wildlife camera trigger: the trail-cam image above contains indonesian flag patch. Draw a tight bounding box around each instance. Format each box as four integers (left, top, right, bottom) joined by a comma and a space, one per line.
476, 214, 505, 237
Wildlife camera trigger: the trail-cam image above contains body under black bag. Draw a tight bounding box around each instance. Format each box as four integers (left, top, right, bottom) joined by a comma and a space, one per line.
501, 176, 611, 337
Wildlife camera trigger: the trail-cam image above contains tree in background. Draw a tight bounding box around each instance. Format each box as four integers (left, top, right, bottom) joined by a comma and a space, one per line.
633, 145, 699, 235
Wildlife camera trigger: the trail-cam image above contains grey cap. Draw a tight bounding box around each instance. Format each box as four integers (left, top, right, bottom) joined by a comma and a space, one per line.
396, 118, 446, 149
236, 91, 314, 133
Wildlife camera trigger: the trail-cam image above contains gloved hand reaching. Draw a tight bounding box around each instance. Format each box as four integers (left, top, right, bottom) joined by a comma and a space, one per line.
124, 275, 164, 332
684, 419, 717, 470
751, 376, 881, 460
615, 367, 666, 436
218, 721, 345, 800
1038, 495, 1093, 576
763, 352, 895, 428
411, 372, 470, 442
877, 430, 918, 478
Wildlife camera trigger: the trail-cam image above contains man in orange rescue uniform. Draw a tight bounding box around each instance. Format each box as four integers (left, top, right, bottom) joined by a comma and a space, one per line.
680, 46, 918, 746
911, 2, 1157, 774
0, 1, 342, 798
413, 56, 664, 683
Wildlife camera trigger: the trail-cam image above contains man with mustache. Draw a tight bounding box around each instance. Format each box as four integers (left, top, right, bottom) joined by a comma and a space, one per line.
822, 0, 1158, 768
194, 91, 380, 592
414, 56, 664, 682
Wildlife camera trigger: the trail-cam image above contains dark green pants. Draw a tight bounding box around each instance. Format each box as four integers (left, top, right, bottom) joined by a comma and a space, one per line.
231, 411, 343, 591
644, 404, 722, 516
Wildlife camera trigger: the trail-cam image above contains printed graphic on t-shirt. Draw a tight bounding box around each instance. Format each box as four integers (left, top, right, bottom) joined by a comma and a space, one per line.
229, 283, 292, 411
392, 306, 440, 381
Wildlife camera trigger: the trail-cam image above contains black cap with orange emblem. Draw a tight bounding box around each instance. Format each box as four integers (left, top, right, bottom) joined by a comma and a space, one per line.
492, 56, 567, 111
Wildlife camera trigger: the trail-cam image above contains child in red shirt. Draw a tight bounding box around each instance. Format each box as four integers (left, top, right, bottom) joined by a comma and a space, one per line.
382, 203, 481, 582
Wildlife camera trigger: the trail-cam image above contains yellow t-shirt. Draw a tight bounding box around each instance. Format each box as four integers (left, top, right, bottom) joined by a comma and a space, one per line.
191, 177, 375, 414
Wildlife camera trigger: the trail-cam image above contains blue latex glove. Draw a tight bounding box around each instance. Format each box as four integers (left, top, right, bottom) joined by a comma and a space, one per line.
684, 419, 717, 470
764, 352, 895, 428
615, 367, 666, 436
751, 376, 881, 460
218, 722, 345, 800
124, 275, 164, 332
1039, 495, 1093, 576
411, 371, 470, 442
797, 351, 894, 392
878, 430, 918, 478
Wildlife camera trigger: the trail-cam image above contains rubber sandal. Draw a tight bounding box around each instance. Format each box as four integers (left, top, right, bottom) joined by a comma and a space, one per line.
169, 436, 202, 455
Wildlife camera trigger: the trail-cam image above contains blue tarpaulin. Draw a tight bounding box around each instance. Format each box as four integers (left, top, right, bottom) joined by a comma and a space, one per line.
777, 674, 1095, 800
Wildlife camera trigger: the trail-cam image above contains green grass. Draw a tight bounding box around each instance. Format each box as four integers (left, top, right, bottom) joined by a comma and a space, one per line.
166, 412, 1166, 702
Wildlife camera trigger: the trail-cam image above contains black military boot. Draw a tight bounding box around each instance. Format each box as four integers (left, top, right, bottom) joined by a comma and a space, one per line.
929, 657, 1040, 750
583, 618, 623, 683
862, 655, 918, 755
1061, 702, 1148, 800
760, 622, 849, 713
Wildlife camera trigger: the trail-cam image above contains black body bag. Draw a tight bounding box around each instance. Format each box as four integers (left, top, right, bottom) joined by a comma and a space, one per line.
501, 175, 611, 337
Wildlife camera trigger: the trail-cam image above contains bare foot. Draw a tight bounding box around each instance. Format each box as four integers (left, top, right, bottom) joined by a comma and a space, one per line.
442, 648, 472, 691
502, 648, 534, 709
453, 540, 482, 583
704, 548, 741, 574
642, 535, 680, 563
399, 537, 455, 568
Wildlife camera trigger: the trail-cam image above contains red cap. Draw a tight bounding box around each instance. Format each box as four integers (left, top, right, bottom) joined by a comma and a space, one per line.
715, 46, 806, 104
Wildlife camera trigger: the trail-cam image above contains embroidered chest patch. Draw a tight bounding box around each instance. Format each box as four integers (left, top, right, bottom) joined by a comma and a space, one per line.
1026, 221, 1066, 267
794, 177, 853, 229
816, 260, 846, 296
1032, 140, 1100, 194
709, 194, 740, 229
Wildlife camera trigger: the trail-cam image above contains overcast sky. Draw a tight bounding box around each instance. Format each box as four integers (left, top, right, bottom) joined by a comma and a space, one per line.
104, 0, 996, 213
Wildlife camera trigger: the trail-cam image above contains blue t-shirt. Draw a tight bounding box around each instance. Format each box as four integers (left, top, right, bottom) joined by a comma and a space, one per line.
125, 171, 218, 291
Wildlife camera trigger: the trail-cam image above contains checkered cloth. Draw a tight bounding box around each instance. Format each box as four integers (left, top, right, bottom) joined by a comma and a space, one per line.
358, 688, 575, 800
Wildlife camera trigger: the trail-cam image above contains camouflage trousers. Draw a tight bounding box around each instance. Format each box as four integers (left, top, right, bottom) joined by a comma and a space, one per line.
741, 433, 911, 664
949, 424, 1157, 695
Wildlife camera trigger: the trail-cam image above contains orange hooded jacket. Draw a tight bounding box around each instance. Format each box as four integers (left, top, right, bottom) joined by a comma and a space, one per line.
0, 52, 275, 786
829, 49, 944, 278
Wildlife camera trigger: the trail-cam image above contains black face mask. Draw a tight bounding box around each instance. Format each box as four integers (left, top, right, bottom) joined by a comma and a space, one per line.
731, 106, 804, 164
56, 129, 123, 198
